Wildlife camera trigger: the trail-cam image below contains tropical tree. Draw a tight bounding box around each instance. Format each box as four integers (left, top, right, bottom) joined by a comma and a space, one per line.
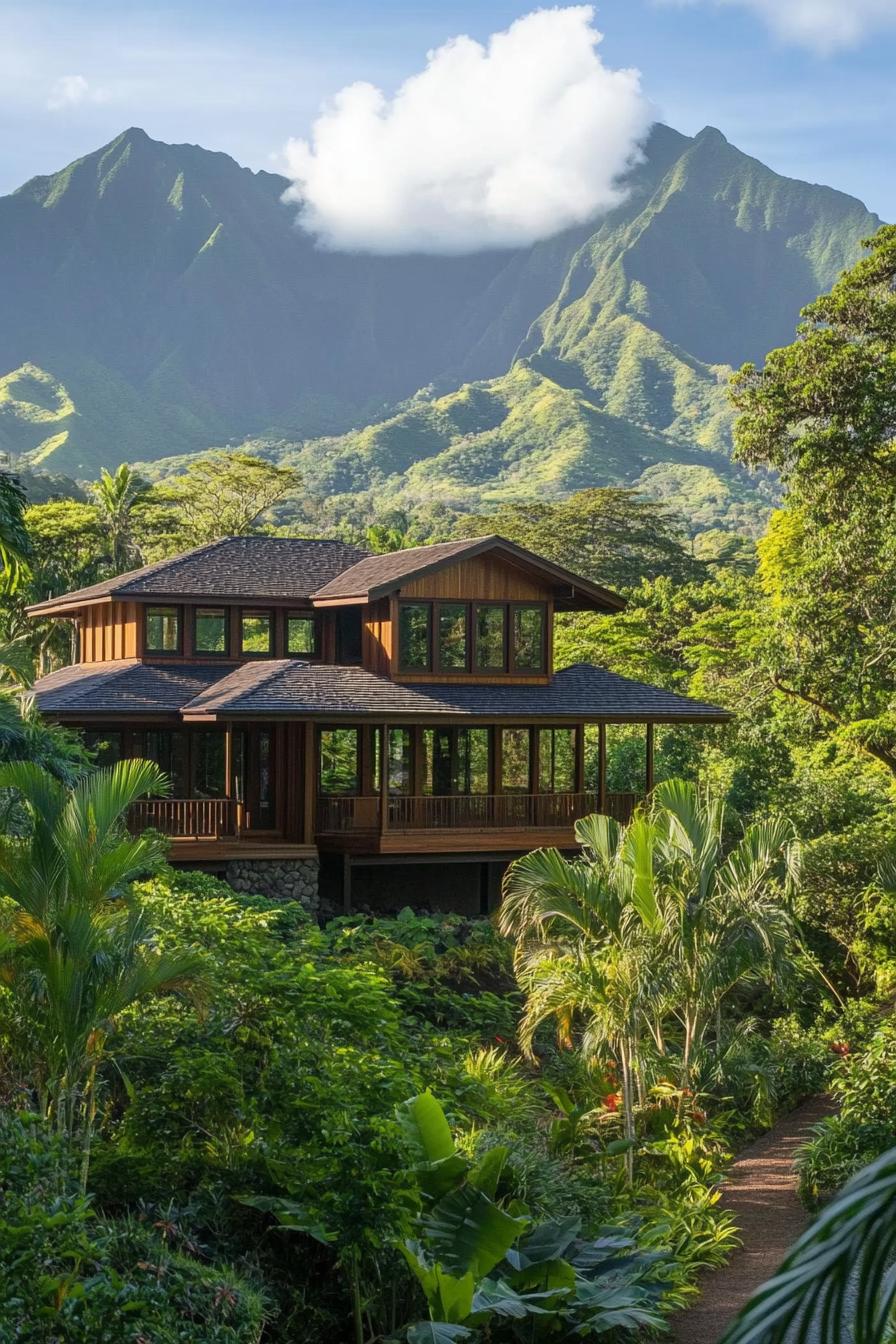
500, 781, 800, 1166
91, 462, 149, 569
0, 470, 32, 593
0, 759, 202, 1186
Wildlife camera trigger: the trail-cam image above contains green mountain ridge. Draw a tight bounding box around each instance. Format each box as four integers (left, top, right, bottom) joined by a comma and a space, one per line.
0, 123, 882, 532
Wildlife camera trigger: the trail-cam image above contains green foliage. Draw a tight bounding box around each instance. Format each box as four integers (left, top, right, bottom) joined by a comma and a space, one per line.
0, 471, 31, 592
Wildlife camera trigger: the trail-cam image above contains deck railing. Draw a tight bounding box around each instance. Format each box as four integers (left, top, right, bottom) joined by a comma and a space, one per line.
127, 798, 238, 839
316, 791, 640, 834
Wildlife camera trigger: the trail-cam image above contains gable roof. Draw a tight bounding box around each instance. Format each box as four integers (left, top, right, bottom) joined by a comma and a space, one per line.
178, 660, 730, 723
26, 537, 371, 615
310, 535, 625, 612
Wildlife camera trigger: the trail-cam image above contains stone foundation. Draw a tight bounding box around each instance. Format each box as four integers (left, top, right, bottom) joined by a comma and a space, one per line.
225, 857, 320, 916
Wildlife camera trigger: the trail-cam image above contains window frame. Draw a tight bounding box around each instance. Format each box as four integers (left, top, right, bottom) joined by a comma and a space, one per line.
317, 725, 361, 796
143, 605, 182, 657
192, 605, 230, 658
397, 600, 433, 673
472, 602, 508, 674
239, 608, 274, 658
285, 610, 320, 659
434, 600, 470, 675
509, 601, 548, 675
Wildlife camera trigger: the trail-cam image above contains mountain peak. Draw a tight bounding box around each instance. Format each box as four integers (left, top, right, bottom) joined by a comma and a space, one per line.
694, 126, 729, 145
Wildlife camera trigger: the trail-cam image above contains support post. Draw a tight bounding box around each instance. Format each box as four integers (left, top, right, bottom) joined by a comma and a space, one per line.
646, 723, 655, 796
597, 723, 607, 814
479, 861, 490, 917
302, 721, 316, 845
342, 853, 352, 916
380, 724, 389, 833
574, 723, 585, 794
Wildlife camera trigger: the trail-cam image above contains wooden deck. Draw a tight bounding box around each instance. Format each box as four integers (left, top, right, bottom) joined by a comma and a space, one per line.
164, 837, 318, 862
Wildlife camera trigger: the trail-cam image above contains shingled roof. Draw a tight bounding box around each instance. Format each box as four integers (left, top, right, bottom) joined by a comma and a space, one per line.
27, 537, 370, 614
178, 660, 730, 724
310, 536, 625, 612
30, 660, 228, 715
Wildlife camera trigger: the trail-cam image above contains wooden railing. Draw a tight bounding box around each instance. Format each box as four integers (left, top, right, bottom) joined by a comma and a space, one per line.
128, 798, 238, 839
316, 791, 641, 834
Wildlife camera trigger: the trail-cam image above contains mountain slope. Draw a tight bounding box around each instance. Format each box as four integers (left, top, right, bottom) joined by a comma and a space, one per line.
0, 124, 882, 492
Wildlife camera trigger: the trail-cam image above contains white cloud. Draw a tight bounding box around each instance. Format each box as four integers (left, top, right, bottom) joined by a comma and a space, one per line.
677, 0, 896, 52
47, 74, 108, 111
283, 6, 652, 255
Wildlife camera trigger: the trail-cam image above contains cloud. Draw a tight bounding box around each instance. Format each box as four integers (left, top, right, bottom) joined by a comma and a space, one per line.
283, 6, 652, 255
47, 74, 108, 111
676, 1, 896, 52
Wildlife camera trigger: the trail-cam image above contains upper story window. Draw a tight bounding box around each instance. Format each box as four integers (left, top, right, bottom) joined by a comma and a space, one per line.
287, 612, 318, 657
335, 608, 363, 665
145, 606, 180, 655
396, 600, 547, 676
194, 607, 229, 656
241, 610, 273, 656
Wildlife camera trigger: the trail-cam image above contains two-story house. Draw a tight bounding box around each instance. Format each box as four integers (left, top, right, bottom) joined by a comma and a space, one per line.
28, 535, 729, 913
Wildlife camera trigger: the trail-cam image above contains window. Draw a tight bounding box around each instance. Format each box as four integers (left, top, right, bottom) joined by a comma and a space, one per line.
501, 728, 531, 793
454, 728, 490, 795
386, 728, 412, 794
474, 605, 506, 671
137, 729, 186, 794
241, 610, 272, 656
318, 728, 359, 794
287, 613, 317, 656
145, 606, 180, 654
422, 727, 452, 796
437, 603, 468, 671
398, 603, 431, 671
538, 728, 575, 793
83, 730, 122, 766
512, 605, 546, 673
335, 609, 363, 665
193, 730, 226, 797
194, 607, 228, 655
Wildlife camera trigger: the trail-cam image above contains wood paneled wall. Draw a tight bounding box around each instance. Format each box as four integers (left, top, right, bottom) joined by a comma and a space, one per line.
402, 555, 548, 601
79, 603, 138, 663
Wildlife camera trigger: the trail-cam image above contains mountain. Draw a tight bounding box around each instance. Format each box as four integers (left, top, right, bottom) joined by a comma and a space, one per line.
0, 124, 881, 530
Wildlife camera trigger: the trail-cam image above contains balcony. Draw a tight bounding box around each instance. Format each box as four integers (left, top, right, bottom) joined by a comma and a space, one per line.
128, 797, 240, 839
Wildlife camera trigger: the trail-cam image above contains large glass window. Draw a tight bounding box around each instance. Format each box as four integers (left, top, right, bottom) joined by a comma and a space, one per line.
474, 605, 506, 671
512, 605, 546, 672
83, 730, 122, 766
192, 730, 226, 797
437, 603, 468, 671
399, 603, 431, 671
538, 728, 576, 793
241, 611, 273, 656
386, 727, 412, 794
194, 607, 228, 655
137, 729, 186, 794
287, 613, 317, 656
454, 728, 490, 794
422, 727, 453, 795
319, 728, 359, 794
145, 607, 180, 654
501, 727, 531, 794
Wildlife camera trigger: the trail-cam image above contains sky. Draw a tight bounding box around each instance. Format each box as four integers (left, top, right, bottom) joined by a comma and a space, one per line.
1, 0, 894, 234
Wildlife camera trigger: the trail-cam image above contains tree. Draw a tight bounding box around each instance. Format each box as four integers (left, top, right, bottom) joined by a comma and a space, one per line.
731, 225, 896, 778
0, 471, 32, 593
456, 488, 705, 590
134, 451, 303, 559
0, 760, 202, 1186
91, 462, 149, 570
500, 782, 799, 1171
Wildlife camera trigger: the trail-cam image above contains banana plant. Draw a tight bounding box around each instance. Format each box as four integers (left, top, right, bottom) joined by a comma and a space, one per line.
398, 1091, 666, 1341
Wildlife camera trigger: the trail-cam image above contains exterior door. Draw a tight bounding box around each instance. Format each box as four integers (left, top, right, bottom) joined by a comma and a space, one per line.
237, 727, 277, 831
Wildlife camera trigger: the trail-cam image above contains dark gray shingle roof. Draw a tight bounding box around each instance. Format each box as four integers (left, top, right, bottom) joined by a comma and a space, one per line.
27, 537, 370, 613
32, 660, 229, 715
180, 660, 730, 723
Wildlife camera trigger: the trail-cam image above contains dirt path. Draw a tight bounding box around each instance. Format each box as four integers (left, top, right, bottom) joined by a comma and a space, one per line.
669, 1095, 834, 1344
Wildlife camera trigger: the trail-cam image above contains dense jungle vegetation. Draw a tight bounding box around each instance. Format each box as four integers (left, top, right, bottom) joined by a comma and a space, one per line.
1, 227, 896, 1342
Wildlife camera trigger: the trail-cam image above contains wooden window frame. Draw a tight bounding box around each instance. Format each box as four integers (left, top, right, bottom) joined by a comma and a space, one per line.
472, 602, 508, 673
509, 602, 548, 675
317, 725, 361, 796
434, 601, 471, 675
144, 605, 182, 657
285, 610, 320, 659
192, 605, 230, 658
239, 608, 274, 658
397, 600, 433, 673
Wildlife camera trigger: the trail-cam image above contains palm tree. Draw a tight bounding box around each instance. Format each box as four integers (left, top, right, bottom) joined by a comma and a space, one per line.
500, 781, 799, 1166
0, 759, 202, 1186
91, 463, 148, 570
721, 1145, 896, 1344
0, 471, 31, 592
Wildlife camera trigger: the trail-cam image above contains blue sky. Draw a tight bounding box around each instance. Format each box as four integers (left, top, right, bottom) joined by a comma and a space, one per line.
1, 0, 894, 221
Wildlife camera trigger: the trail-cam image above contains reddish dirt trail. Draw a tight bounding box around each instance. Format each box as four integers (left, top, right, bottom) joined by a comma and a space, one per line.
669, 1095, 834, 1344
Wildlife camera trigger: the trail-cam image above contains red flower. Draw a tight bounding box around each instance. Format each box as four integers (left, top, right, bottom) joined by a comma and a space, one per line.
604, 1092, 620, 1113
830, 1041, 850, 1056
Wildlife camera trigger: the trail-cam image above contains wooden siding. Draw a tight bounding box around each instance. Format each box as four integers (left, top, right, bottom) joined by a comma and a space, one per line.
401, 554, 550, 601
362, 598, 392, 676
79, 602, 138, 663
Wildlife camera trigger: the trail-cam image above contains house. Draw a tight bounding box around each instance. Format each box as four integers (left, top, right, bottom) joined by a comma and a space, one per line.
28, 534, 730, 914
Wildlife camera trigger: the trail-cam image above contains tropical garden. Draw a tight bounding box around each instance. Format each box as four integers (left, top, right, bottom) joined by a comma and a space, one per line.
1, 227, 896, 1341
